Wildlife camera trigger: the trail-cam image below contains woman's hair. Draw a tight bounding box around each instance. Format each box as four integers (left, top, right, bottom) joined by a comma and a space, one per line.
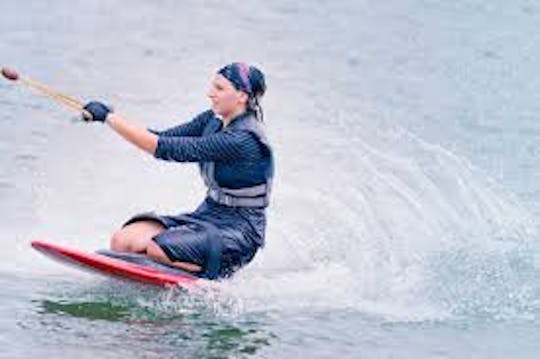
218, 63, 266, 121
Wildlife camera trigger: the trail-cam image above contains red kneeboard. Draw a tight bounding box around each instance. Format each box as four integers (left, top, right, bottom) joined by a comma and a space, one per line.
31, 240, 199, 287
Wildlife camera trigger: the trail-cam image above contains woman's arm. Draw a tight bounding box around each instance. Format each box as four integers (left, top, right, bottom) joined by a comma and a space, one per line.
105, 113, 262, 163
106, 113, 159, 154
84, 102, 260, 161
155, 130, 263, 163
105, 110, 213, 153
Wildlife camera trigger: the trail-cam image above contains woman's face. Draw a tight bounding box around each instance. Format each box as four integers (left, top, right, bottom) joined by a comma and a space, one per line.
207, 74, 247, 119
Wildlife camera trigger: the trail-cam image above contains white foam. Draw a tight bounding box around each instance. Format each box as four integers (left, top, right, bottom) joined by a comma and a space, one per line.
198, 118, 540, 322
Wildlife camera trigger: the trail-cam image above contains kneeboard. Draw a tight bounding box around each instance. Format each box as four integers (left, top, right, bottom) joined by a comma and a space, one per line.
31, 240, 199, 287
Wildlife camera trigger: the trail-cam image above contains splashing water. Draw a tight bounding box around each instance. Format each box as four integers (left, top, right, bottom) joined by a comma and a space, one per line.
204, 117, 540, 322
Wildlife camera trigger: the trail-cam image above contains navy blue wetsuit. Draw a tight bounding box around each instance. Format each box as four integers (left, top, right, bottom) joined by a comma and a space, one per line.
124, 110, 273, 279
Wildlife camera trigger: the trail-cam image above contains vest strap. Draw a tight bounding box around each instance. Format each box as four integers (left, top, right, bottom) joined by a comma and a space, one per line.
220, 183, 268, 197
208, 188, 269, 208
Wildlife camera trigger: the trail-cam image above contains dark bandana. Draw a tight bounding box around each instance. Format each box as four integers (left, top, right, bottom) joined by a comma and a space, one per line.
218, 62, 253, 96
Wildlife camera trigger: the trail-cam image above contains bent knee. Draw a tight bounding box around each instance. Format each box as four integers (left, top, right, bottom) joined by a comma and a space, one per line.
109, 221, 166, 253
110, 230, 130, 252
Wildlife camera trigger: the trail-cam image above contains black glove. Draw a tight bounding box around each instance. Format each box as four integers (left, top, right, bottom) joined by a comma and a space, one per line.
83, 101, 112, 122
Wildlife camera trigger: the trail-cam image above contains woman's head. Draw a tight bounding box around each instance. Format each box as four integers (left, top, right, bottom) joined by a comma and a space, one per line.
208, 63, 266, 121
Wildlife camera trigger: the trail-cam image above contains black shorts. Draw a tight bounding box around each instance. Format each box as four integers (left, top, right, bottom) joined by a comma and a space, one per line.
124, 212, 258, 278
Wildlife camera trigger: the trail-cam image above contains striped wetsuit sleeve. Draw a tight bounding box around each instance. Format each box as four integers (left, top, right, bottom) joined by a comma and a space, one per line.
149, 110, 212, 137
154, 130, 263, 163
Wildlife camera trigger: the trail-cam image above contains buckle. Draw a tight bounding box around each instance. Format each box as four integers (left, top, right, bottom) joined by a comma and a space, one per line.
222, 195, 234, 206
209, 189, 235, 206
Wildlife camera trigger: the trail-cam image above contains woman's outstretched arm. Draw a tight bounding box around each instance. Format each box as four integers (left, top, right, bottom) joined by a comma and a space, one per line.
106, 113, 158, 154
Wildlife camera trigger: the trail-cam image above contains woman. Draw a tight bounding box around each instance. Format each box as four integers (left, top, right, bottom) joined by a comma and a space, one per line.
82, 62, 273, 279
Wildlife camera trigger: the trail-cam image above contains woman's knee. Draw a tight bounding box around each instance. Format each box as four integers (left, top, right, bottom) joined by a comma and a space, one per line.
110, 229, 130, 251
110, 220, 166, 252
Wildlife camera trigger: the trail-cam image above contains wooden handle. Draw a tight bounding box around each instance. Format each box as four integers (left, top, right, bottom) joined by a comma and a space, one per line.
2, 67, 93, 121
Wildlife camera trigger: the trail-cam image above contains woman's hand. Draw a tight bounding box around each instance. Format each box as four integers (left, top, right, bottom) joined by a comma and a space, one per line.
83, 101, 112, 122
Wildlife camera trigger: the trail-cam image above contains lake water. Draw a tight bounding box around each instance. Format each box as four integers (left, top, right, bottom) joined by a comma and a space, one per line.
1, 0, 540, 358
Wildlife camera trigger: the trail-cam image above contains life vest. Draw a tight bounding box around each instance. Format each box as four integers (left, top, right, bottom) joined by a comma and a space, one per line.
199, 112, 273, 208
